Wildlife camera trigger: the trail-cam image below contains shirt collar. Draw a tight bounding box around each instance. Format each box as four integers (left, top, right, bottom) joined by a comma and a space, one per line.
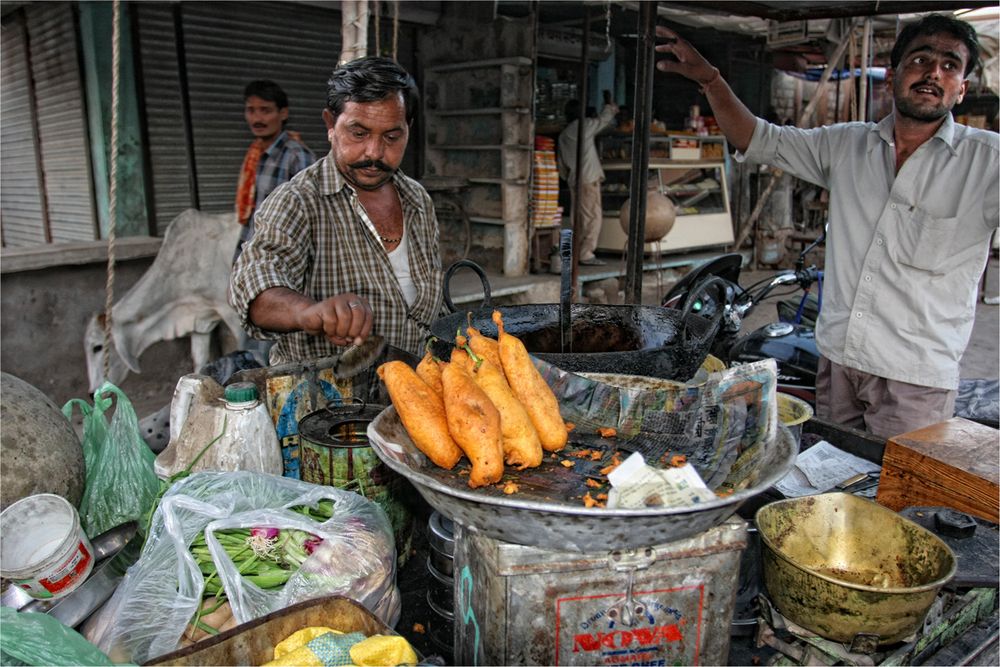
868, 112, 958, 156
319, 152, 422, 208
261, 130, 289, 159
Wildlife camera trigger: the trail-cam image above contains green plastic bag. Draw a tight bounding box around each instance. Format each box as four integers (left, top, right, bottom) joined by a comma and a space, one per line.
0, 608, 124, 666
63, 382, 159, 538
63, 391, 113, 485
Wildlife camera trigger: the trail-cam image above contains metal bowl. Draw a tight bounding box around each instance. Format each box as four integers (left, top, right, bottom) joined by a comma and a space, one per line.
367, 406, 796, 552
756, 493, 956, 645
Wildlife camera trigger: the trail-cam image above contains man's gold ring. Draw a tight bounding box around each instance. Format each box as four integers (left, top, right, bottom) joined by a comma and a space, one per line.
349, 301, 363, 309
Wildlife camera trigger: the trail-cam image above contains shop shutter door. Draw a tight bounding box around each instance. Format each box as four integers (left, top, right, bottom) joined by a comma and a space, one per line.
135, 2, 340, 228
0, 15, 46, 248
133, 3, 191, 235
182, 2, 340, 212
27, 2, 96, 243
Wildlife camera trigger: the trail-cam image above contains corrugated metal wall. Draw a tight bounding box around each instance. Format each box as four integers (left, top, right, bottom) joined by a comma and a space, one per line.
0, 13, 46, 248
1, 2, 94, 248
134, 1, 341, 231
27, 2, 96, 243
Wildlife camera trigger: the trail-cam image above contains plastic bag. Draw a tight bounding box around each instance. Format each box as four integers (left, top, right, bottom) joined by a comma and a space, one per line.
91, 471, 399, 664
64, 382, 160, 538
0, 608, 123, 666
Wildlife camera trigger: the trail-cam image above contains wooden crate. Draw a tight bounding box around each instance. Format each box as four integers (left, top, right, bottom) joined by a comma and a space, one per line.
876, 417, 999, 523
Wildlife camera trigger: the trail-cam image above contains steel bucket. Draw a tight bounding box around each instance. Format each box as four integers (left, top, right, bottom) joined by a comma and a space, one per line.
756, 493, 956, 645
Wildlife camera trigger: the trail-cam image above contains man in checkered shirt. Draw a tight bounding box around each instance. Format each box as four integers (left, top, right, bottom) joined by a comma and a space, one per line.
229, 58, 443, 365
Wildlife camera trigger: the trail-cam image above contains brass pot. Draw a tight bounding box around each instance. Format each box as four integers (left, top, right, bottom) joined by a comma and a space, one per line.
756, 493, 956, 645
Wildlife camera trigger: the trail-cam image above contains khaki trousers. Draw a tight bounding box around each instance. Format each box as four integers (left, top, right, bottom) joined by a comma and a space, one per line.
816, 355, 956, 440
568, 179, 603, 261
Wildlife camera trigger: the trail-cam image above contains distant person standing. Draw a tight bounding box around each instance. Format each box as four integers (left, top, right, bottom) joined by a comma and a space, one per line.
558, 95, 618, 266
234, 80, 315, 260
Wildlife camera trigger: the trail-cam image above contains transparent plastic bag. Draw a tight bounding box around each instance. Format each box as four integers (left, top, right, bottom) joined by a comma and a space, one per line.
65, 382, 160, 538
91, 471, 399, 664
0, 608, 123, 666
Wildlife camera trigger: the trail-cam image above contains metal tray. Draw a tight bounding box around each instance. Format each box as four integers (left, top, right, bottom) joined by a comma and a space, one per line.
368, 407, 796, 551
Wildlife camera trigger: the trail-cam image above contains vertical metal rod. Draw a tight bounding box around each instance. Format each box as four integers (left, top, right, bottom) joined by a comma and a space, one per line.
624, 1, 657, 304
569, 5, 591, 288
859, 18, 871, 123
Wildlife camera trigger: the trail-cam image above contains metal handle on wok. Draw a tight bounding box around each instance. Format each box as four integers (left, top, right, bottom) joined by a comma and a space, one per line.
678, 276, 729, 350
443, 259, 493, 314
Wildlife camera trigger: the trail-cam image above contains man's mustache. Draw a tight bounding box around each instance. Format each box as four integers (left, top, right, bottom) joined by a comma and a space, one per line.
349, 160, 392, 172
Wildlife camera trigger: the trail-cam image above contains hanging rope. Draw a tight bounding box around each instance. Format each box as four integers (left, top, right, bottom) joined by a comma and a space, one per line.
373, 0, 380, 56
391, 1, 399, 61
103, 0, 122, 380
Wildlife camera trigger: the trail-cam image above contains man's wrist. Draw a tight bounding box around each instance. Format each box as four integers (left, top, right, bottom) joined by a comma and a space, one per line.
698, 68, 721, 94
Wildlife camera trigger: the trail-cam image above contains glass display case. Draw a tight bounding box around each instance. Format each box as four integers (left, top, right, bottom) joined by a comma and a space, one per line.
596, 134, 734, 253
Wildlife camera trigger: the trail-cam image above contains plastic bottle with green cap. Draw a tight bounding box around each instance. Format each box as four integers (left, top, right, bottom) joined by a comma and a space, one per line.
154, 375, 282, 478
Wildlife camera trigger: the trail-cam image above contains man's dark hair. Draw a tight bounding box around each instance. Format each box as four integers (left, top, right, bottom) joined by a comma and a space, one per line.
564, 99, 581, 123
244, 80, 289, 109
890, 14, 980, 76
326, 57, 419, 123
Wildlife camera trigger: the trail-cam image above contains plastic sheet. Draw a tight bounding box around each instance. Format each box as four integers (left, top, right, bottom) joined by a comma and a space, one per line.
91, 471, 399, 664
0, 608, 120, 666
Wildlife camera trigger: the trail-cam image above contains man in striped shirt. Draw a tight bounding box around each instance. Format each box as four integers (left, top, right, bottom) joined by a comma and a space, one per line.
229, 58, 443, 365
233, 80, 315, 260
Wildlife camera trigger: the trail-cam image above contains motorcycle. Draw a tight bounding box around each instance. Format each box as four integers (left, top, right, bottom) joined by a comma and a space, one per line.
661, 235, 825, 406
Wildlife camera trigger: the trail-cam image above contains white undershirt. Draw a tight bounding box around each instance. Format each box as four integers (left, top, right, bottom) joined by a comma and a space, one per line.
387, 229, 417, 306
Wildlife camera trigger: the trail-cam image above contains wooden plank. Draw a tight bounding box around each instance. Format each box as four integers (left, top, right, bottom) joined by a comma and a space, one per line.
876, 417, 999, 523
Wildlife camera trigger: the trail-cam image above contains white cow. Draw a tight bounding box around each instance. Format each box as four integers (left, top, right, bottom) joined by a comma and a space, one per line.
85, 209, 248, 393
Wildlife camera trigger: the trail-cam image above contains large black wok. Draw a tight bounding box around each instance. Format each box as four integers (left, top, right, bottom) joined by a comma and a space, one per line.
430, 260, 725, 381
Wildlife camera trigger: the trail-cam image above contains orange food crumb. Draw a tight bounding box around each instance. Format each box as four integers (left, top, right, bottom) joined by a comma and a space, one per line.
715, 488, 734, 497
560, 459, 575, 468
565, 422, 576, 432
585, 478, 602, 488
573, 449, 592, 458
582, 492, 605, 508
502, 480, 520, 495
412, 623, 425, 634
597, 427, 617, 438
596, 493, 608, 500
670, 454, 687, 467
599, 451, 624, 476
590, 451, 603, 461
458, 469, 469, 476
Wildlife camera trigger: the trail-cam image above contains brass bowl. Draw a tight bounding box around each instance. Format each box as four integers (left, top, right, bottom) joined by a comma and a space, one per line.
756, 493, 956, 645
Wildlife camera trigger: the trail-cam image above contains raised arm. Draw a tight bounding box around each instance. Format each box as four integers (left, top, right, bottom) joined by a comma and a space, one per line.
655, 26, 758, 153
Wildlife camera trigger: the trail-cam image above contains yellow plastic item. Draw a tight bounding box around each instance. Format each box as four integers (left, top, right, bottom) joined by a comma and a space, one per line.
265, 646, 325, 667
349, 635, 419, 666
273, 627, 342, 659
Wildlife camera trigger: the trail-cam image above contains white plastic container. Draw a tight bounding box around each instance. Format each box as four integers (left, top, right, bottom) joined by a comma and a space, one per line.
0, 494, 95, 600
154, 375, 282, 479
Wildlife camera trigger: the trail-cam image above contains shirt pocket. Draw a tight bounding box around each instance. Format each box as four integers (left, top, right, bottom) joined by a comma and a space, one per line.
894, 210, 959, 275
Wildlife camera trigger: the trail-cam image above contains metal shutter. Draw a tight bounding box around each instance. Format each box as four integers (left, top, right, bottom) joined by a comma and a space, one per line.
27, 2, 96, 243
0, 14, 46, 248
133, 3, 191, 235
134, 1, 341, 223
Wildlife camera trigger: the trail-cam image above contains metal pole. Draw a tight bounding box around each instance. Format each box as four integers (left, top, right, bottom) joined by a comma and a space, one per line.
624, 1, 656, 304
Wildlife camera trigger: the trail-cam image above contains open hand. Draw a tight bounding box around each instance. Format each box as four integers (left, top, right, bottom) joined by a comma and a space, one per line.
655, 26, 719, 86
297, 293, 373, 347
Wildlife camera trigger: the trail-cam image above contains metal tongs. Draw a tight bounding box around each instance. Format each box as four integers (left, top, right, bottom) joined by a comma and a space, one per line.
834, 471, 880, 494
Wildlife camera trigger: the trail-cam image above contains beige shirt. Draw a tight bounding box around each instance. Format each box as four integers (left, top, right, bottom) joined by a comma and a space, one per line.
558, 103, 618, 184
740, 113, 998, 389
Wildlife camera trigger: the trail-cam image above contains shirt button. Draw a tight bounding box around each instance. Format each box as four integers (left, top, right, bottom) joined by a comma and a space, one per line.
855, 312, 863, 318
865, 275, 872, 281
890, 203, 897, 210
876, 238, 884, 246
